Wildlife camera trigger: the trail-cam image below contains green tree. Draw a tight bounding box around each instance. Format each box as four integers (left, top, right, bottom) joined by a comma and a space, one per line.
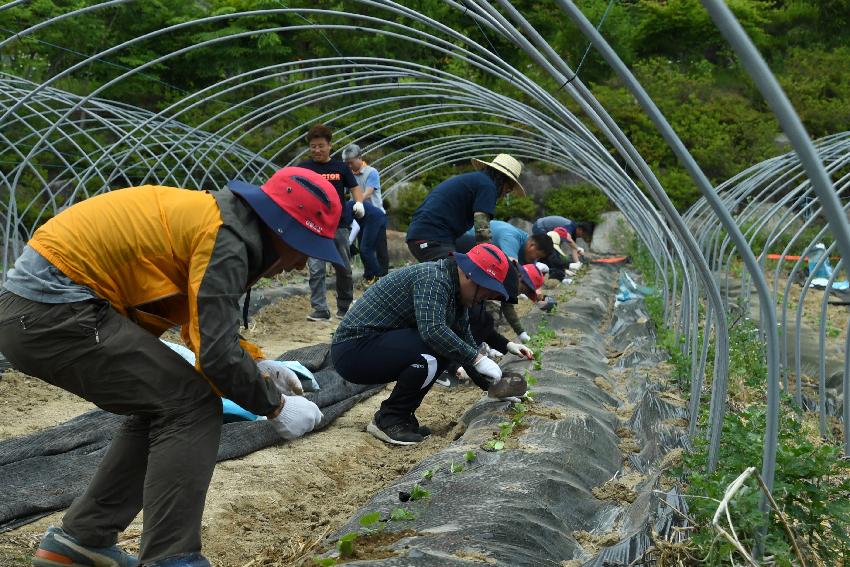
543, 183, 609, 223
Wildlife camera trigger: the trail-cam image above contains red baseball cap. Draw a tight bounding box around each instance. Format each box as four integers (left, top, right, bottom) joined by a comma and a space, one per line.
520, 263, 545, 301
453, 243, 510, 300
554, 226, 571, 241
228, 167, 343, 265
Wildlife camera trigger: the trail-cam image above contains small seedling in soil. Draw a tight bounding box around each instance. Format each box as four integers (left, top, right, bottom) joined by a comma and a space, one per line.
359, 511, 382, 531
410, 483, 430, 501
483, 439, 506, 451
523, 390, 535, 402
422, 469, 434, 481
525, 373, 538, 386
464, 450, 476, 463
313, 557, 337, 566
390, 507, 416, 521
336, 531, 358, 558
450, 461, 464, 474
498, 421, 514, 439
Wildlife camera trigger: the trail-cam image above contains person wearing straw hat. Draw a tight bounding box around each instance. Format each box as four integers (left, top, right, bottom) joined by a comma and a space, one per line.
331, 243, 511, 445
0, 167, 341, 567
406, 154, 525, 262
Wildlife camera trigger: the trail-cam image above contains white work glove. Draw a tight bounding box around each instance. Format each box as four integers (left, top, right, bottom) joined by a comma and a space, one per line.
257, 360, 304, 396
473, 354, 502, 384
534, 261, 549, 275
270, 395, 323, 440
352, 201, 365, 219
488, 348, 504, 359
455, 366, 469, 381
517, 331, 531, 344
568, 262, 582, 271
506, 341, 534, 360
488, 393, 522, 403
517, 293, 528, 301
561, 277, 573, 285
577, 247, 585, 256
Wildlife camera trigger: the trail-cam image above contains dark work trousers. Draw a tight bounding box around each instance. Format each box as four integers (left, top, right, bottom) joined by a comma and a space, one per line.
331, 328, 448, 427
545, 251, 568, 281
406, 240, 455, 263
309, 226, 353, 313
0, 291, 222, 564
375, 226, 390, 276
359, 211, 388, 279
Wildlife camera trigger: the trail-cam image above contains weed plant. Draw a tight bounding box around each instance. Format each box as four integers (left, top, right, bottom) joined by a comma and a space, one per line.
682, 402, 850, 564
630, 235, 850, 565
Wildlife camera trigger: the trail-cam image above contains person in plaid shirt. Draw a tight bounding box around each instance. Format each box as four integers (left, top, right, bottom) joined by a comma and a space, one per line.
331, 243, 511, 445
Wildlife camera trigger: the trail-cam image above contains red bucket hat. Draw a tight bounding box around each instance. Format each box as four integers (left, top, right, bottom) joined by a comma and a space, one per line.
228, 167, 343, 265
453, 243, 510, 300
519, 263, 545, 301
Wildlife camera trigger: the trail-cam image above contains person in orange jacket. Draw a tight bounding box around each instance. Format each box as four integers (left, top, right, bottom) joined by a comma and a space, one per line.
0, 167, 341, 567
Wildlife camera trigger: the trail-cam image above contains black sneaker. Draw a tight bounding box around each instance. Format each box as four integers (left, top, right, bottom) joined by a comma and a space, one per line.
307, 309, 331, 321
408, 414, 432, 438
367, 419, 424, 445
336, 308, 348, 319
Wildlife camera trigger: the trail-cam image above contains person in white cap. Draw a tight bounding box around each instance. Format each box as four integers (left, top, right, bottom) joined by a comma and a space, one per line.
406, 154, 524, 262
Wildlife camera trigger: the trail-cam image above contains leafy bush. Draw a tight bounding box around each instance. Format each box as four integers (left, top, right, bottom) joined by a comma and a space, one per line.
495, 194, 538, 221
683, 403, 850, 564
543, 183, 609, 223
391, 182, 429, 232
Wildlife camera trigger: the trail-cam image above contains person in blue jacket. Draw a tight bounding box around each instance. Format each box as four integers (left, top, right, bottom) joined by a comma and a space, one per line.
406, 154, 525, 262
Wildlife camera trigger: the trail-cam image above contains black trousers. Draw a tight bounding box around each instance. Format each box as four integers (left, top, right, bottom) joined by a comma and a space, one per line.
331, 328, 448, 427
0, 291, 222, 563
376, 226, 390, 275
406, 240, 455, 263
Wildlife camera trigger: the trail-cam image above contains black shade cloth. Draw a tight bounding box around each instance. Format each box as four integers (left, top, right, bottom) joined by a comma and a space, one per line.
0, 342, 381, 532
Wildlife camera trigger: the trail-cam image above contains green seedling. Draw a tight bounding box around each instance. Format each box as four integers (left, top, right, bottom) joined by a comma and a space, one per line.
410, 483, 430, 501
533, 360, 542, 371
390, 507, 416, 521
523, 391, 535, 402
525, 374, 538, 387
450, 461, 464, 474
482, 439, 506, 451
464, 450, 476, 463
336, 532, 358, 558
422, 468, 434, 481
498, 421, 514, 440
358, 511, 381, 530
513, 402, 527, 415
313, 557, 337, 566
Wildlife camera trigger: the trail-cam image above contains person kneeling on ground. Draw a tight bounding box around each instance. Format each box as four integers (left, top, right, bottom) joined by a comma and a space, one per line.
440, 263, 540, 386
331, 243, 512, 445
0, 167, 340, 567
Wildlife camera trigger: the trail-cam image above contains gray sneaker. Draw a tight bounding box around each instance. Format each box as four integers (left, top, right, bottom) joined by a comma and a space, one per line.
307, 309, 331, 321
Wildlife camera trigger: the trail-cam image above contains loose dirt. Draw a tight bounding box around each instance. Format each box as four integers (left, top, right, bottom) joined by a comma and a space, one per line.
0, 285, 494, 566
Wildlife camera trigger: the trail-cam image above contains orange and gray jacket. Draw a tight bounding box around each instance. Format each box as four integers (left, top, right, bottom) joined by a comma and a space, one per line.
29, 185, 282, 416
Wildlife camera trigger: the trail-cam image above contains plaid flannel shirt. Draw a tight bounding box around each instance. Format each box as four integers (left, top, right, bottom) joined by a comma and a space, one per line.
333, 258, 478, 364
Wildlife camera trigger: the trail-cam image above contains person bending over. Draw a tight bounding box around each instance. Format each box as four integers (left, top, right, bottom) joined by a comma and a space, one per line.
0, 168, 339, 567
406, 154, 524, 262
